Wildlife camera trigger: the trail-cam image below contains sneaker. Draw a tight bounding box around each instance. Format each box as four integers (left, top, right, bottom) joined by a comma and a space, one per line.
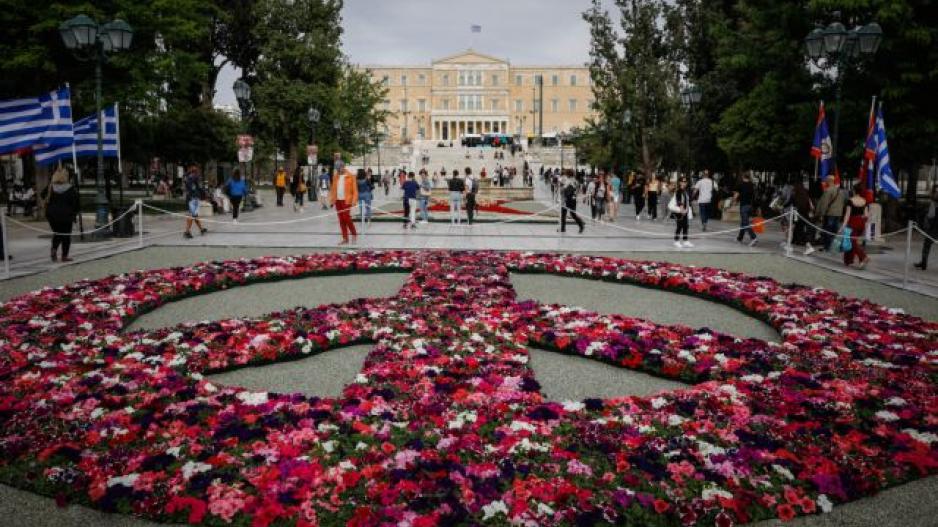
338, 239, 349, 246
702, 224, 708, 232
184, 232, 193, 239
858, 258, 870, 270
674, 241, 683, 248
232, 219, 239, 225
804, 243, 816, 256
636, 215, 640, 221
200, 228, 208, 235
914, 262, 927, 270
748, 238, 758, 247
420, 220, 428, 224
578, 224, 584, 234
682, 241, 694, 248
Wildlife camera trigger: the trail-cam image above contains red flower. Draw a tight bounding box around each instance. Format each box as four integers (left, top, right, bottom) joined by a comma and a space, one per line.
653, 499, 670, 513
776, 503, 796, 521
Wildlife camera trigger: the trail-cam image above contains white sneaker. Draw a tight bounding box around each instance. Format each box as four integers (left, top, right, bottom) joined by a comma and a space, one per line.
636, 215, 641, 221
682, 241, 694, 248
804, 243, 815, 256
674, 241, 683, 248
748, 238, 759, 247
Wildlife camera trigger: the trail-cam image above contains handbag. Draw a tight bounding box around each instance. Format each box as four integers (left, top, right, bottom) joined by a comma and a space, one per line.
839, 227, 853, 252
752, 215, 766, 234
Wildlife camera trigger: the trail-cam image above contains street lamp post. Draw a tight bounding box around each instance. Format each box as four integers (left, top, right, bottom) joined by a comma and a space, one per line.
680, 84, 702, 179
805, 18, 882, 185
233, 78, 254, 211
60, 14, 133, 237
307, 107, 320, 169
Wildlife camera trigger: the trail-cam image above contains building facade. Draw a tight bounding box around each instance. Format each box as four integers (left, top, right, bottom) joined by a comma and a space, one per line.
360, 50, 594, 144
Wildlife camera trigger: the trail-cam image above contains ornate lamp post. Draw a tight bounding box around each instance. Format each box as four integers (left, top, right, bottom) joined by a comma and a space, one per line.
307, 107, 320, 146
60, 14, 133, 237
805, 18, 882, 182
232, 78, 255, 211
680, 84, 702, 178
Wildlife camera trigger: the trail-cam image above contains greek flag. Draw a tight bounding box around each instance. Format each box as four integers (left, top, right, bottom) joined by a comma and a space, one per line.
34, 104, 120, 166
0, 87, 73, 156
874, 108, 900, 199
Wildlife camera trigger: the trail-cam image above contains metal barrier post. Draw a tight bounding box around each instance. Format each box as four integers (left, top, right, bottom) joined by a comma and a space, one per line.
903, 220, 913, 289
137, 200, 144, 248
785, 208, 795, 257
1, 212, 9, 279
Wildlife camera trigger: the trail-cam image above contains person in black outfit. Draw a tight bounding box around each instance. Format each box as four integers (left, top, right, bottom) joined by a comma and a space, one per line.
734, 173, 758, 245
670, 177, 693, 248
465, 167, 477, 225
44, 167, 79, 262
560, 170, 585, 234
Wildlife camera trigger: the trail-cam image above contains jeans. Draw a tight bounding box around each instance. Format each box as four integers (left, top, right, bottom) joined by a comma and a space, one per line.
820, 216, 841, 251
230, 196, 243, 219
737, 204, 757, 241
466, 193, 477, 224
419, 196, 429, 221
449, 192, 462, 223
698, 202, 711, 227
674, 214, 689, 241
359, 192, 372, 221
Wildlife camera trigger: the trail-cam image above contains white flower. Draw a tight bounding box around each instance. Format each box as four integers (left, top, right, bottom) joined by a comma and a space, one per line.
885, 397, 907, 407
481, 500, 508, 520
181, 461, 211, 479
902, 428, 938, 445
237, 391, 268, 406
322, 440, 336, 453
510, 421, 537, 432
536, 502, 555, 516
701, 485, 733, 501
875, 410, 899, 422
817, 494, 833, 513
651, 397, 668, 410
107, 473, 139, 487
772, 464, 794, 480
667, 414, 686, 427
355, 374, 368, 384
562, 401, 585, 412
584, 341, 604, 356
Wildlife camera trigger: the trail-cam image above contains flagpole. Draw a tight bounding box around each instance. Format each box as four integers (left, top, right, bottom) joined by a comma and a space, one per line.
812, 100, 822, 183
115, 103, 124, 210
866, 96, 877, 194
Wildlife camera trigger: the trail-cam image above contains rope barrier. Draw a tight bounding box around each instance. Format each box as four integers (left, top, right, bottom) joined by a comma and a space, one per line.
914, 223, 938, 245
791, 210, 912, 239
4, 203, 137, 236
142, 202, 361, 226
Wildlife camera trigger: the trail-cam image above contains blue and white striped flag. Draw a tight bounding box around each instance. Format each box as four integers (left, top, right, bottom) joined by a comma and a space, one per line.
35, 104, 120, 165
0, 87, 73, 156
874, 108, 900, 199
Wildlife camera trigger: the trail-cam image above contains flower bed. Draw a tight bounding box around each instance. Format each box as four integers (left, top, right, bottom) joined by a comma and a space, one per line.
0, 251, 934, 526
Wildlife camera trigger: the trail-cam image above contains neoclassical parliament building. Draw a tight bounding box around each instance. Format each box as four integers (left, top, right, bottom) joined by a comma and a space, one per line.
360, 50, 595, 144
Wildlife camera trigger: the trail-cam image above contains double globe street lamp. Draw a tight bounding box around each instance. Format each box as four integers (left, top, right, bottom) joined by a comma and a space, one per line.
232, 78, 256, 211
804, 19, 882, 180
680, 84, 702, 178
59, 14, 134, 237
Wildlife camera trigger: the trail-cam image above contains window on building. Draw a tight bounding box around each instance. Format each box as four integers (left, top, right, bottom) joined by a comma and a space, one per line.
382, 99, 390, 110
458, 95, 466, 111
491, 98, 499, 110
381, 75, 389, 87
569, 99, 577, 112
492, 74, 499, 86
534, 74, 543, 85
552, 74, 559, 86
458, 71, 465, 86
514, 99, 523, 112
570, 74, 577, 86
418, 73, 426, 85
533, 100, 541, 112
402, 74, 409, 86
442, 73, 449, 86
551, 99, 559, 112
418, 99, 426, 112
475, 72, 482, 86
400, 99, 408, 112
442, 98, 450, 110
515, 74, 523, 86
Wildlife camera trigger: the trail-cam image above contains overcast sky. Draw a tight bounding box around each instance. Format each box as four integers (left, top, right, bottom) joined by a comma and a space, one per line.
215, 0, 614, 106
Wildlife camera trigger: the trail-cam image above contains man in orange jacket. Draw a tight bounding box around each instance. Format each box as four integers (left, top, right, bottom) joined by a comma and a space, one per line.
329, 159, 358, 245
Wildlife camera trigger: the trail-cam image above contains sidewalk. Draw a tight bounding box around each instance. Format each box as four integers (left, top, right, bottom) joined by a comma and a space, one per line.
3, 181, 938, 298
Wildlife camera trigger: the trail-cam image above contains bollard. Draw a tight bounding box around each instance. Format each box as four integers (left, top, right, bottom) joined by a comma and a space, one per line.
903, 221, 913, 289
785, 208, 795, 257
137, 200, 144, 248
1, 212, 9, 279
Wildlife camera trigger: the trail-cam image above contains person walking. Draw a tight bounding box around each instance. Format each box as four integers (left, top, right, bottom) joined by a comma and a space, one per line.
669, 176, 694, 248
734, 173, 758, 246
290, 165, 306, 212
592, 174, 609, 222
693, 170, 717, 231
329, 162, 358, 245
224, 169, 248, 224
914, 186, 938, 270
465, 167, 478, 225
790, 180, 815, 253
448, 169, 465, 225
402, 171, 420, 229
609, 172, 622, 220
632, 175, 647, 220
183, 165, 208, 239
813, 178, 846, 253
357, 169, 374, 224
560, 170, 585, 234
382, 170, 391, 196
274, 167, 287, 207
306, 165, 317, 203
841, 183, 870, 269
318, 167, 332, 209
418, 170, 432, 223
43, 167, 79, 262
646, 174, 660, 221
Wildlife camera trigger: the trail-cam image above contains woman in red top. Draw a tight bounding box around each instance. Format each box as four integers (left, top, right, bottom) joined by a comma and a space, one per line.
840, 184, 870, 269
